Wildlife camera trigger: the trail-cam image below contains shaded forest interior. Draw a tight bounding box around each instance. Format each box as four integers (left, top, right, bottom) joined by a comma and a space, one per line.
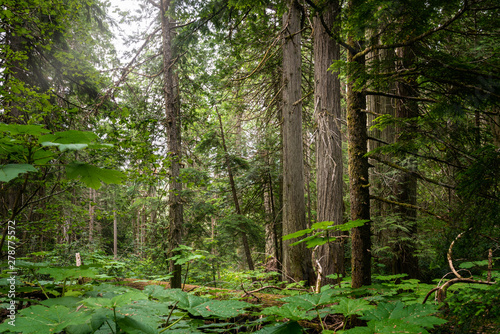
0, 0, 499, 333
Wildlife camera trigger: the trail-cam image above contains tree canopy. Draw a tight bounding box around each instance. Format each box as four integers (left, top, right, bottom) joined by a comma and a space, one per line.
0, 0, 498, 332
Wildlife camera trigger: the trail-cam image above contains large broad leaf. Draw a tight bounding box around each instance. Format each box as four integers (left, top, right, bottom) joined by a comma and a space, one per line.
261, 304, 314, 321
83, 291, 148, 310
254, 321, 304, 333
110, 291, 148, 308
280, 288, 336, 310
40, 296, 82, 308
0, 164, 37, 182
0, 123, 49, 136
361, 301, 446, 328
0, 305, 92, 334
282, 228, 312, 241
147, 288, 205, 311
369, 319, 430, 334
117, 299, 172, 329
39, 130, 98, 144
338, 327, 373, 334
357, 301, 447, 334
42, 142, 89, 151
66, 308, 114, 334
331, 298, 375, 317
65, 162, 124, 189
116, 315, 158, 334
191, 300, 252, 318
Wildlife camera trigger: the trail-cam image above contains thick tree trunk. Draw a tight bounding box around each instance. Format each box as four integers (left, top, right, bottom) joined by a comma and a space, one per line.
313, 0, 345, 287
347, 0, 371, 288
161, 0, 183, 289
282, 0, 314, 285
366, 42, 397, 273
392, 46, 419, 278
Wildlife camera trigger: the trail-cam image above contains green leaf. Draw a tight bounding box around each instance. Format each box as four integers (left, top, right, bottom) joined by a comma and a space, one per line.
369, 319, 429, 333
282, 228, 312, 240
361, 301, 447, 330
111, 291, 148, 308
0, 123, 49, 136
331, 298, 375, 317
117, 299, 173, 328
261, 303, 314, 321
82, 297, 113, 309
0, 305, 92, 334
116, 315, 158, 334
41, 142, 89, 151
334, 219, 370, 231
40, 296, 82, 308
254, 321, 304, 333
311, 221, 336, 229
39, 130, 98, 144
0, 164, 37, 182
280, 289, 336, 310
191, 300, 252, 318
339, 327, 373, 334
65, 162, 124, 189
33, 150, 55, 165
37, 265, 99, 281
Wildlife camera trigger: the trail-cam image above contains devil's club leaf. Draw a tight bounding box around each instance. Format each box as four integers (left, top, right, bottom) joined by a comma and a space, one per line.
254, 321, 305, 333
0, 305, 91, 334
0, 164, 37, 182
65, 162, 124, 189
331, 298, 375, 317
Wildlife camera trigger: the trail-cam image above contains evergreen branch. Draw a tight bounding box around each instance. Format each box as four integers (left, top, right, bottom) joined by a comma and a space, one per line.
353, 1, 469, 61
367, 137, 463, 169
233, 27, 284, 82
364, 90, 437, 103
303, 0, 357, 54
369, 154, 455, 189
369, 195, 445, 220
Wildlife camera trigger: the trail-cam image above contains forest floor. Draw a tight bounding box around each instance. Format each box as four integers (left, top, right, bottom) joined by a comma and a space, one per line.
119, 277, 288, 306
119, 278, 339, 332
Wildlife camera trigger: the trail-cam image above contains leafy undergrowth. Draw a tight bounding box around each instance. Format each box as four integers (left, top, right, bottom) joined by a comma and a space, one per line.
0, 262, 498, 333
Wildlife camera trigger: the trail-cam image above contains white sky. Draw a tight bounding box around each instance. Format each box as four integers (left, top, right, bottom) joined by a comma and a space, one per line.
108, 0, 147, 61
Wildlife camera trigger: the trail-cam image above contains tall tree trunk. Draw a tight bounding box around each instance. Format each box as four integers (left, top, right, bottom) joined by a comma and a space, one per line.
366, 41, 397, 273
313, 0, 345, 287
216, 111, 255, 271
113, 210, 118, 260
282, 0, 314, 285
347, 0, 371, 288
392, 46, 419, 278
89, 188, 95, 243
161, 0, 183, 289
264, 169, 278, 271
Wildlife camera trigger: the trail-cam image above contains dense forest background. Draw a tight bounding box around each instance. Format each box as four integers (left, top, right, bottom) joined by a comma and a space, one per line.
0, 0, 499, 332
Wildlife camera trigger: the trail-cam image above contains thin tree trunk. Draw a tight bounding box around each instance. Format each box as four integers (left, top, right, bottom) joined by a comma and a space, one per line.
113, 210, 118, 260
347, 0, 371, 288
89, 188, 94, 243
313, 0, 345, 287
161, 0, 183, 289
264, 173, 278, 271
216, 111, 255, 271
282, 0, 314, 285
